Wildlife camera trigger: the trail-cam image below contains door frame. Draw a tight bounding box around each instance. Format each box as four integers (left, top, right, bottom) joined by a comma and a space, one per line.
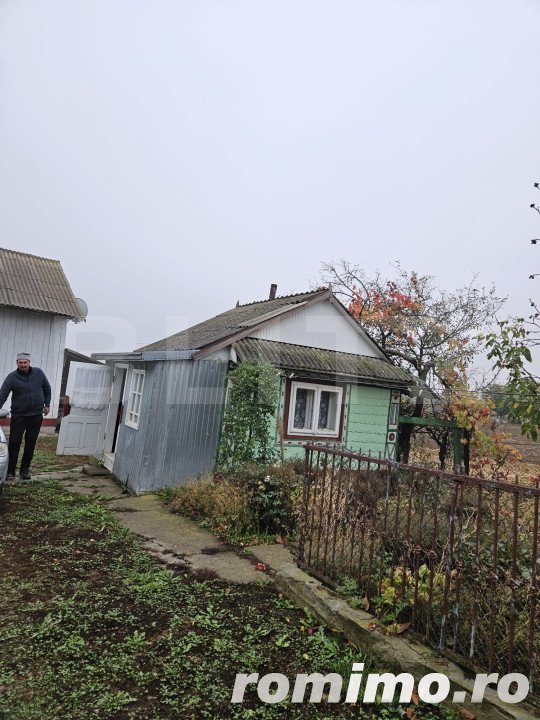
103, 364, 128, 454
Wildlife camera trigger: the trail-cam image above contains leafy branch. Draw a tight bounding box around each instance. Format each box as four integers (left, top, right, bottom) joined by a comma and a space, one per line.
484, 181, 540, 439
215, 362, 281, 472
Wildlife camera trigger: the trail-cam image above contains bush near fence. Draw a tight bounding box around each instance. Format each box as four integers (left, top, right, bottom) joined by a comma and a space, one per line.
166, 462, 303, 541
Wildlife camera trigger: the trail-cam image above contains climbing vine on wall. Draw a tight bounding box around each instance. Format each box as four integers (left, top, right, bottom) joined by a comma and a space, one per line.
216, 362, 281, 472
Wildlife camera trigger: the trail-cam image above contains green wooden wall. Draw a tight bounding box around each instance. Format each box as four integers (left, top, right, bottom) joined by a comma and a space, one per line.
344, 384, 391, 456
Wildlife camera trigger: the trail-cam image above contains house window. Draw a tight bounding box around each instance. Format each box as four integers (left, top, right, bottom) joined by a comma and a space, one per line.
288, 381, 343, 438
126, 369, 145, 429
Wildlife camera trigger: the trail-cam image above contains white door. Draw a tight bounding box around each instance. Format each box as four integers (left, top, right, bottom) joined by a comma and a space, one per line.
57, 362, 114, 456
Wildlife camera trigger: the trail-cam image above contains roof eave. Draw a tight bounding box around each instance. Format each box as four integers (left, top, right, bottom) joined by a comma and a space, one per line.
279, 367, 412, 389
91, 350, 195, 362
91, 352, 144, 363
0, 302, 78, 319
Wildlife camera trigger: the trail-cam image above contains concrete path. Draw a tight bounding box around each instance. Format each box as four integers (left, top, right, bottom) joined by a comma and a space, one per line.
60, 472, 270, 585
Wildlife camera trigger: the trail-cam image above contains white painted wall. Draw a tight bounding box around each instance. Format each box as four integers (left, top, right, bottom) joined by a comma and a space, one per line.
250, 299, 382, 357
0, 307, 67, 417
204, 348, 231, 362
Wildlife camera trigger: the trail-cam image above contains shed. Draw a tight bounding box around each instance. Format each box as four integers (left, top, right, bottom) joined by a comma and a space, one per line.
58, 287, 414, 494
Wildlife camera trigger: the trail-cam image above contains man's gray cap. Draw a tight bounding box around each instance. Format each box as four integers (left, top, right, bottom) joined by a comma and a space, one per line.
17, 352, 30, 360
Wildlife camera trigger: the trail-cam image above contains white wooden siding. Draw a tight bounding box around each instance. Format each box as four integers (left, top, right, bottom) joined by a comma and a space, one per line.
250, 300, 380, 356
0, 307, 67, 417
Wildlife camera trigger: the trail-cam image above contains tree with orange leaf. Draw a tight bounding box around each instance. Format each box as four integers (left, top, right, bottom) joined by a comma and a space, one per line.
448, 387, 521, 479
321, 261, 504, 461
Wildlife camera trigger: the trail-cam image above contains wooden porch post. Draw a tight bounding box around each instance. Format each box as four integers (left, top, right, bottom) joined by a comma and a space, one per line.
453, 427, 463, 472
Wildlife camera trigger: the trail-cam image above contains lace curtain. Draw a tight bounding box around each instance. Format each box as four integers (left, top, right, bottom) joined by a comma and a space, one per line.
70, 366, 112, 409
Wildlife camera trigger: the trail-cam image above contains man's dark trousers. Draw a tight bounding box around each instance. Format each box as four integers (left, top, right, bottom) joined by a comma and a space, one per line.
8, 415, 43, 474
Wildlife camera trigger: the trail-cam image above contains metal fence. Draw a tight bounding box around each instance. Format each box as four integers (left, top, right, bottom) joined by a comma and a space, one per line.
298, 445, 540, 694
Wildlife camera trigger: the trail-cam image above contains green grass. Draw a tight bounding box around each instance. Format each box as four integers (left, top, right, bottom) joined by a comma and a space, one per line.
0, 480, 460, 720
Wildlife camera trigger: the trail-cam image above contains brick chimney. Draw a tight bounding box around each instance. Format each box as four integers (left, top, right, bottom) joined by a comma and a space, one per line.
269, 283, 277, 300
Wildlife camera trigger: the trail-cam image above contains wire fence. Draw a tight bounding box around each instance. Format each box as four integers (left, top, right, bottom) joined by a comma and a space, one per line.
298, 445, 540, 695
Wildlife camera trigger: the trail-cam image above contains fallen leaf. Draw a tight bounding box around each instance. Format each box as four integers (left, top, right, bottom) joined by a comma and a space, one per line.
396, 622, 411, 634
411, 689, 420, 706
363, 596, 370, 611
406, 708, 416, 719
367, 623, 377, 632
255, 562, 267, 572
460, 710, 475, 720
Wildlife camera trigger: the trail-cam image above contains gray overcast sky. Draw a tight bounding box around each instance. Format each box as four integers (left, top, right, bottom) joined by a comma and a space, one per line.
1, 0, 539, 356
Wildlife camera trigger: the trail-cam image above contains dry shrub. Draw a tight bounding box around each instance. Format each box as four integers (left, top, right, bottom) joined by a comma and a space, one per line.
168, 475, 254, 537
226, 463, 302, 535
166, 463, 303, 539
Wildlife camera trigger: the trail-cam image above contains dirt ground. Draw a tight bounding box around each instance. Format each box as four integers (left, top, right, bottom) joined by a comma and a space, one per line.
409, 422, 540, 484
497, 421, 540, 464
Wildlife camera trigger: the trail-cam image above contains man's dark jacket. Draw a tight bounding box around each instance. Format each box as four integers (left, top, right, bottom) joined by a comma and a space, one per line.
0, 367, 51, 417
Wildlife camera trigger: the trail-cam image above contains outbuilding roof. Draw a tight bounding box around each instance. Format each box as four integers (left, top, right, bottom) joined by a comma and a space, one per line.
139, 289, 329, 352
0, 247, 81, 317
234, 337, 414, 388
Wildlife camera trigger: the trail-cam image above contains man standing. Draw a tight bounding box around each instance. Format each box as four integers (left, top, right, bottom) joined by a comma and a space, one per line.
0, 352, 51, 480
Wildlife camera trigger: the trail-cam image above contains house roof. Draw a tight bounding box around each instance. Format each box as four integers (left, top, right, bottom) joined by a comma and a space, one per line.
138, 289, 330, 352
0, 247, 81, 317
234, 338, 414, 388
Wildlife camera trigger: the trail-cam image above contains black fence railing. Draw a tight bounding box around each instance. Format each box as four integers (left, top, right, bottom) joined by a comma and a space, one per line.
298, 445, 540, 694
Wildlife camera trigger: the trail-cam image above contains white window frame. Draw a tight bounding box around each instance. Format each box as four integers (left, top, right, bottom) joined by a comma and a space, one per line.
125, 369, 145, 430
287, 381, 343, 438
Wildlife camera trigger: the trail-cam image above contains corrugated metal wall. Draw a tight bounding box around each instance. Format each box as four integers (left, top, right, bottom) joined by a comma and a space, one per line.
0, 307, 67, 417
113, 359, 228, 493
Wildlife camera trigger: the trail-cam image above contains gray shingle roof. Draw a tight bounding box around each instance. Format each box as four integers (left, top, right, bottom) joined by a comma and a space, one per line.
138, 290, 328, 352
234, 337, 414, 387
0, 248, 81, 317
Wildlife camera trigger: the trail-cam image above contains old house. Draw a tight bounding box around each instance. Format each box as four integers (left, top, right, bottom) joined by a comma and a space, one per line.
58, 286, 414, 493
